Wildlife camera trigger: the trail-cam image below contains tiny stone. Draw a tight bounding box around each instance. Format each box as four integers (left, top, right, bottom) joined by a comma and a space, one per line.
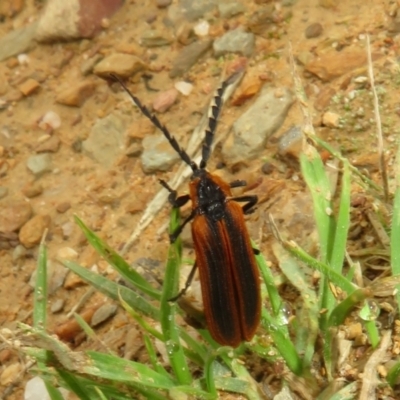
18, 78, 40, 96
0, 363, 21, 386
56, 81, 96, 107
17, 54, 30, 65
94, 53, 146, 78
125, 142, 142, 157
57, 246, 78, 260
194, 20, 210, 37
91, 303, 118, 327
152, 88, 178, 113
6, 57, 18, 68
35, 135, 61, 153
21, 181, 43, 198
156, 0, 172, 7
218, 2, 246, 18
19, 214, 51, 248
56, 202, 71, 213
51, 298, 65, 313
261, 162, 274, 174
39, 111, 61, 130
26, 154, 52, 176
12, 244, 27, 261
0, 202, 32, 233
322, 111, 340, 128
174, 81, 193, 96
305, 23, 323, 38
0, 349, 12, 363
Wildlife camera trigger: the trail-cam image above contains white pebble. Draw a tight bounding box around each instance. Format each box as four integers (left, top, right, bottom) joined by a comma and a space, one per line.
24, 376, 51, 400
18, 54, 30, 65
174, 81, 193, 96
56, 247, 78, 260
194, 20, 210, 37
39, 111, 61, 130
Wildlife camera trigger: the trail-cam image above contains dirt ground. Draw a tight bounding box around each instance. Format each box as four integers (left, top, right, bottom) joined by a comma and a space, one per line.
1, 0, 400, 398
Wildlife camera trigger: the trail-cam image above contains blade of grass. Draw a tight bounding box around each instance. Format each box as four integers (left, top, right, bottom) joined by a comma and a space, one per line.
33, 239, 48, 329
74, 216, 160, 300
391, 138, 400, 308
261, 308, 302, 375
253, 240, 282, 316
272, 243, 318, 368
329, 161, 351, 274
44, 383, 65, 400
22, 330, 177, 390
160, 207, 192, 385
63, 260, 159, 320
143, 334, 171, 378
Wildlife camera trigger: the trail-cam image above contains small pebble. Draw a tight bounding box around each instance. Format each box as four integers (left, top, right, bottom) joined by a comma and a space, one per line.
18, 78, 40, 96
194, 20, 210, 37
56, 202, 71, 213
26, 154, 52, 176
19, 214, 51, 248
12, 244, 27, 261
57, 246, 78, 260
156, 0, 172, 7
24, 376, 51, 400
21, 181, 43, 198
39, 111, 61, 130
261, 162, 274, 174
174, 81, 193, 96
305, 23, 323, 39
0, 363, 21, 385
51, 298, 65, 313
152, 88, 178, 112
17, 54, 30, 65
91, 303, 118, 327
322, 111, 340, 128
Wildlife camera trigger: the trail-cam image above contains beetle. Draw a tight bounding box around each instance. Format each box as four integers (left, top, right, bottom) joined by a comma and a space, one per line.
113, 73, 261, 347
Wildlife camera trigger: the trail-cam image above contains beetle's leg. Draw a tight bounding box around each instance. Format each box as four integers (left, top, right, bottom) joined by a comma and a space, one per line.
169, 262, 198, 302
229, 179, 247, 189
231, 195, 258, 214
159, 179, 190, 208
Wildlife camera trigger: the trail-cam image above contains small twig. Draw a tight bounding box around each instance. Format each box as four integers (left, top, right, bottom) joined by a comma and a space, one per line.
66, 286, 96, 319
366, 35, 389, 202
359, 330, 391, 400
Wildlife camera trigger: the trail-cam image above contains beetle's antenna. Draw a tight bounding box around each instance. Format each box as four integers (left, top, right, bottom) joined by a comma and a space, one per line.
200, 73, 238, 169
111, 74, 197, 171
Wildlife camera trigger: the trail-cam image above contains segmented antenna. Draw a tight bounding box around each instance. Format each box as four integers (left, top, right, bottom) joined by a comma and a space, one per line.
200, 73, 237, 169
111, 74, 197, 171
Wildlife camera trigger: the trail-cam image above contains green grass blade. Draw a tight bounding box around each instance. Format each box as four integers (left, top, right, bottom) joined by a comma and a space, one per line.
329, 161, 351, 274
74, 215, 160, 299
160, 207, 192, 385
55, 369, 92, 400
44, 382, 65, 400
300, 149, 335, 263
280, 241, 356, 295
63, 260, 160, 320
253, 242, 282, 316
391, 141, 400, 308
273, 243, 318, 368
387, 360, 400, 387
34, 241, 48, 329
328, 288, 371, 326
144, 334, 170, 378
262, 309, 302, 375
